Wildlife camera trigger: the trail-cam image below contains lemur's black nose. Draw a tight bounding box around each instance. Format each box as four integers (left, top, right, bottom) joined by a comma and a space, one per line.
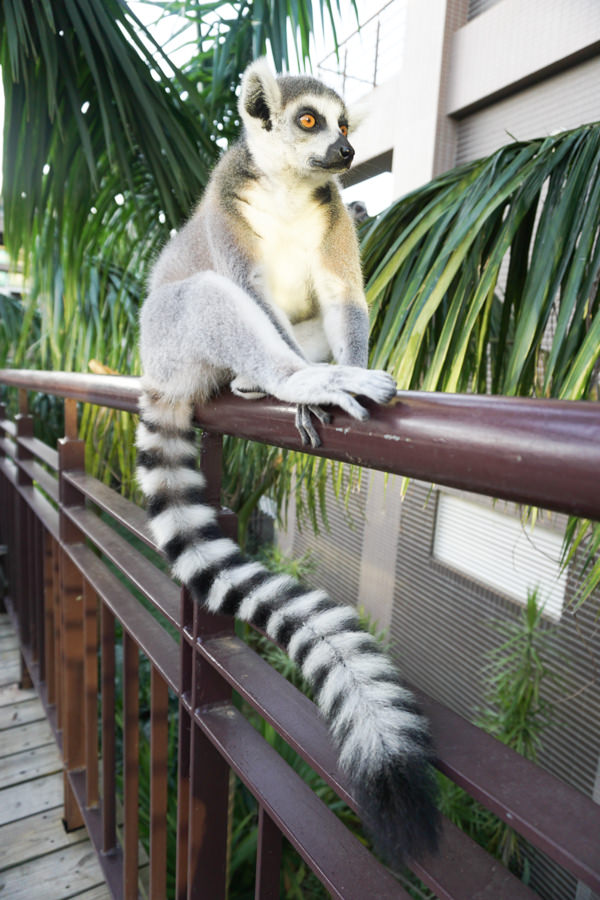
322, 136, 355, 170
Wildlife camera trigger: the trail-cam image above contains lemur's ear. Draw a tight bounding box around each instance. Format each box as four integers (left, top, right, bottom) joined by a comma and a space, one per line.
347, 95, 370, 133
239, 58, 281, 132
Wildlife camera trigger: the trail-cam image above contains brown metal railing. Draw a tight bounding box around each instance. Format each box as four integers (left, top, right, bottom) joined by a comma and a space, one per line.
1, 368, 599, 900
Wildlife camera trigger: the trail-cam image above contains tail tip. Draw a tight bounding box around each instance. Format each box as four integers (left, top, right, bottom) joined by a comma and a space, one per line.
353, 756, 441, 869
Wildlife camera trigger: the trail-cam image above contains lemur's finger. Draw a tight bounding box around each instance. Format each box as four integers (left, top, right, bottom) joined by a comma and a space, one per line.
330, 392, 370, 421
295, 404, 322, 447
339, 369, 397, 405
306, 404, 331, 426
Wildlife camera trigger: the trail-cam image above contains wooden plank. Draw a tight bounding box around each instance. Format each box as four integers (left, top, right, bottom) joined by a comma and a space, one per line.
0, 718, 54, 758
0, 742, 62, 789
0, 647, 18, 665
0, 807, 88, 870
0, 634, 19, 652
0, 839, 106, 900
0, 697, 45, 730
0, 684, 37, 707
0, 772, 64, 825
0, 675, 37, 709
73, 886, 113, 900
0, 651, 19, 688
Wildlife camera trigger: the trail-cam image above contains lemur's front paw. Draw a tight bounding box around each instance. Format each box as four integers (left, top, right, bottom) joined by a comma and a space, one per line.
278, 365, 397, 424
295, 404, 331, 447
349, 368, 397, 405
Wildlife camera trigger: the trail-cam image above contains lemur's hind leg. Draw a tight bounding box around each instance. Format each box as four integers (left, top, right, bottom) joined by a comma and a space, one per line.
230, 375, 267, 401
140, 271, 396, 440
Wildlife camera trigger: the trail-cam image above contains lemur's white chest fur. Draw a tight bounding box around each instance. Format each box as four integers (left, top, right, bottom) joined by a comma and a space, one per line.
240, 178, 327, 322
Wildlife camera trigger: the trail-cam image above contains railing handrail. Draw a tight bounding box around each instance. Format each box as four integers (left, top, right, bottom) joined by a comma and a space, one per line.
2, 367, 600, 898
1, 368, 599, 520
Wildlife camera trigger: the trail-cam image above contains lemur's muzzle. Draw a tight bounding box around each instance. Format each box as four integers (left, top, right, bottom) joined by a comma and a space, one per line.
317, 136, 355, 170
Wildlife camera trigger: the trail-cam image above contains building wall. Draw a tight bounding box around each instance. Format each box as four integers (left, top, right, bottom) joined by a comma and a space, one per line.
344, 0, 600, 194
280, 3, 600, 896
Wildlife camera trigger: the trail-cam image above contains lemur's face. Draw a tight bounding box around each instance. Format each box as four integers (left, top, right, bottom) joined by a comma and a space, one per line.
239, 63, 355, 181
280, 93, 354, 175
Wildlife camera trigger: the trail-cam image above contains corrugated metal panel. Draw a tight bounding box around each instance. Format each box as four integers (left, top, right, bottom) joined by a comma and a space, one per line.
468, 0, 503, 20
391, 480, 600, 900
291, 477, 366, 608
281, 473, 600, 897
455, 55, 600, 164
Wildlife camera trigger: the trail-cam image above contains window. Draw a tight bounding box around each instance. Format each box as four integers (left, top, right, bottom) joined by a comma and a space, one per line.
433, 493, 567, 621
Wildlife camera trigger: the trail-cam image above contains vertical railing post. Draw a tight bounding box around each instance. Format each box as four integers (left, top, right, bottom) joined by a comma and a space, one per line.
123, 631, 140, 900
101, 604, 117, 854
176, 429, 235, 900
15, 389, 34, 688
176, 607, 192, 900
255, 806, 283, 900
52, 535, 63, 729
149, 665, 169, 900
58, 396, 86, 830
0, 401, 6, 614
83, 581, 99, 809
43, 532, 56, 705
33, 511, 45, 681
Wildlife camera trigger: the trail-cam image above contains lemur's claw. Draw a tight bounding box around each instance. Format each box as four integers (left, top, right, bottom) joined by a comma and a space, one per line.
308, 404, 331, 426
295, 404, 329, 447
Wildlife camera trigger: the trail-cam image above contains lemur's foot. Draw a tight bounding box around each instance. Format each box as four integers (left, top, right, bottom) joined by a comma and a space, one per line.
295, 404, 331, 448
278, 365, 397, 423
230, 375, 268, 400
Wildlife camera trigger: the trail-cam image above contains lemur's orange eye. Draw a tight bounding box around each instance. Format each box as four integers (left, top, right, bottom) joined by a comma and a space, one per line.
299, 113, 316, 129
340, 124, 348, 137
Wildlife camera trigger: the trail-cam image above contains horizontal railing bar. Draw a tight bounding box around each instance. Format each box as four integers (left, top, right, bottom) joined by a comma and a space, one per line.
1, 369, 599, 519
0, 418, 16, 436
195, 393, 600, 521
63, 470, 156, 551
0, 460, 60, 541
0, 435, 16, 458
198, 635, 539, 899
425, 695, 600, 892
63, 505, 180, 626
0, 456, 18, 485
411, 821, 540, 900
0, 369, 140, 413
19, 459, 59, 503
23, 486, 60, 543
195, 703, 409, 900
18, 434, 59, 470
65, 542, 179, 691
201, 634, 352, 800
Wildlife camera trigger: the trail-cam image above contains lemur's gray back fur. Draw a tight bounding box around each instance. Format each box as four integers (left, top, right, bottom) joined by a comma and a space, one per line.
137, 58, 440, 866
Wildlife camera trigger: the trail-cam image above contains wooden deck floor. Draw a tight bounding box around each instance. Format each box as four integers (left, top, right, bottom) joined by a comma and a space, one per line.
0, 613, 111, 900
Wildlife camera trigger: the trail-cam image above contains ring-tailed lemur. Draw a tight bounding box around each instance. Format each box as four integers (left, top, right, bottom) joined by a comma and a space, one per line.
346, 199, 369, 223
137, 59, 440, 865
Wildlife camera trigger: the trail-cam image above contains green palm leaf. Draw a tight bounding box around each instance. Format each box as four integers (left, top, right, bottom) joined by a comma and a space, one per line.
364, 126, 600, 401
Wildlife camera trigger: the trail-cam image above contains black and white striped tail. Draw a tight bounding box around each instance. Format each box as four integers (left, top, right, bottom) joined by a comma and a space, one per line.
136, 389, 440, 865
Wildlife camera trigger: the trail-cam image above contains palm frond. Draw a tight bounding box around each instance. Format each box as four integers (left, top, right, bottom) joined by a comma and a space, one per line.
364, 125, 600, 401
